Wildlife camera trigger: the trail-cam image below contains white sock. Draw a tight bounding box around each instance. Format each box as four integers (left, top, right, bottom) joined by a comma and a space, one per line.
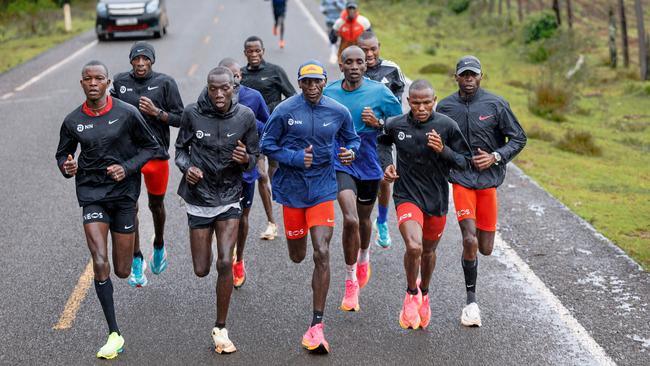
358, 248, 370, 263
346, 264, 357, 282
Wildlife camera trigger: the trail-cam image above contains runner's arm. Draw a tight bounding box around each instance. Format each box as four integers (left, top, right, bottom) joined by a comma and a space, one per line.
337, 109, 361, 155
163, 78, 184, 127
495, 103, 527, 163
174, 109, 193, 173
241, 115, 260, 171
121, 112, 161, 176
439, 122, 472, 170
55, 122, 78, 178
377, 123, 395, 171
260, 112, 305, 168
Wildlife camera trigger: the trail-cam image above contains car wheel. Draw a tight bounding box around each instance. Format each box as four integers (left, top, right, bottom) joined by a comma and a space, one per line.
153, 30, 162, 39
97, 33, 108, 42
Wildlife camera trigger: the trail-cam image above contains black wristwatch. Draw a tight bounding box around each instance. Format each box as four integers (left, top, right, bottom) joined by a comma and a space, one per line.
157, 109, 165, 120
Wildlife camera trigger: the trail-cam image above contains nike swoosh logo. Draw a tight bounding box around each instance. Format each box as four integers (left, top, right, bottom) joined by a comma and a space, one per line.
147, 86, 158, 91
478, 115, 494, 121
124, 225, 134, 230
136, 49, 145, 52
227, 133, 236, 137
108, 119, 119, 124
98, 281, 108, 285
358, 198, 372, 202
466, 284, 475, 288
261, 77, 269, 80
323, 122, 333, 127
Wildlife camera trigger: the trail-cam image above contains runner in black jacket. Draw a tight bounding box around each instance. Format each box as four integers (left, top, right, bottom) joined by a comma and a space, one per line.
241, 35, 297, 240
111, 41, 184, 287
175, 67, 259, 355
55, 61, 160, 360
378, 79, 471, 331
437, 55, 527, 327
358, 30, 407, 249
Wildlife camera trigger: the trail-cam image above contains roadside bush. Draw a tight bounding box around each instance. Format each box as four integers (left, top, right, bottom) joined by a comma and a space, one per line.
529, 81, 572, 122
506, 80, 528, 89
523, 12, 558, 44
448, 0, 470, 14
424, 46, 437, 56
623, 81, 650, 96
419, 63, 452, 75
526, 43, 551, 63
527, 125, 555, 142
555, 130, 602, 156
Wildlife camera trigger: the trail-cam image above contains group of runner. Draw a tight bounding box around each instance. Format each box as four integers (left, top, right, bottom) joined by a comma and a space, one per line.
56, 16, 526, 359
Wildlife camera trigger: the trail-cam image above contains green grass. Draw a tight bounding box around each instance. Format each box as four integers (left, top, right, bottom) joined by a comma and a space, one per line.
0, 2, 95, 74
363, 0, 650, 269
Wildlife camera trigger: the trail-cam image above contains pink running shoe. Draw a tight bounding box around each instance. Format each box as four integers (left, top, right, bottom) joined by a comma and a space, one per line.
302, 323, 330, 353
339, 280, 360, 311
357, 261, 371, 289
419, 294, 431, 328
399, 291, 422, 330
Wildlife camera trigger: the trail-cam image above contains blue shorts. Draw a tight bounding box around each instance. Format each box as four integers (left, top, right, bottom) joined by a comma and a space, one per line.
241, 181, 256, 209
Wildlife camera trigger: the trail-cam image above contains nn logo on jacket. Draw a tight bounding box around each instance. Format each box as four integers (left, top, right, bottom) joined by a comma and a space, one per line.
196, 130, 212, 139
287, 118, 303, 126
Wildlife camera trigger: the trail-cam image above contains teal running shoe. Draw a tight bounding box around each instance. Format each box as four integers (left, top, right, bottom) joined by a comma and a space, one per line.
150, 247, 168, 275
127, 256, 148, 287
374, 219, 392, 248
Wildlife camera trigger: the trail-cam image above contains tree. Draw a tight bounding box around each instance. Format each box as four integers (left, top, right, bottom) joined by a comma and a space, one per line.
565, 0, 574, 29
517, 0, 524, 22
619, 0, 630, 67
552, 0, 561, 26
609, 5, 618, 68
634, 0, 648, 80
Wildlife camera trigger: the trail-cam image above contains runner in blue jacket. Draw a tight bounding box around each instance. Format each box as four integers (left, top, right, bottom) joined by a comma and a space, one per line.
261, 60, 359, 354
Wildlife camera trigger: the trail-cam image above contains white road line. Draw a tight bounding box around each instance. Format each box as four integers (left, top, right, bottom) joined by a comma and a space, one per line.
14, 40, 98, 93
294, 0, 329, 44
1, 92, 14, 100
495, 232, 616, 365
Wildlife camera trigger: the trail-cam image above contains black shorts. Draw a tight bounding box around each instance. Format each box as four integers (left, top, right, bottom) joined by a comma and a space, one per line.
241, 181, 255, 210
187, 207, 242, 229
272, 2, 286, 20
336, 171, 380, 206
82, 198, 137, 233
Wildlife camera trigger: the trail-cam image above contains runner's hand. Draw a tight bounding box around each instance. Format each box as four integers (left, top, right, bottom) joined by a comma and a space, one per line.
304, 145, 313, 168
384, 164, 399, 183
232, 140, 249, 164
473, 148, 495, 171
107, 164, 126, 182
63, 154, 77, 176
186, 166, 204, 185
338, 147, 354, 166
139, 96, 160, 117
427, 129, 444, 153
361, 107, 381, 128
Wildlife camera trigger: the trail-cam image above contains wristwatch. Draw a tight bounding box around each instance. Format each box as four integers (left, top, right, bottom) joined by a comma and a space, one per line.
157, 109, 165, 120
349, 149, 356, 161
492, 151, 502, 165
377, 118, 385, 128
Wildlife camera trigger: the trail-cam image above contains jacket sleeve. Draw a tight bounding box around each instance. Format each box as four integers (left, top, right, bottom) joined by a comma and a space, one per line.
122, 112, 161, 176
174, 109, 194, 173
391, 68, 406, 103
332, 18, 344, 32
242, 115, 260, 171
163, 78, 184, 128
496, 102, 527, 163
337, 109, 361, 155
273, 68, 296, 110
377, 121, 394, 171
381, 88, 403, 121
54, 121, 77, 178
439, 121, 472, 171
260, 111, 305, 168
255, 96, 270, 124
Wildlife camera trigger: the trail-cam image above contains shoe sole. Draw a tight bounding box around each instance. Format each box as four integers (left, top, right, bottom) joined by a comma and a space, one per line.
215, 344, 237, 354
339, 303, 360, 312
302, 341, 330, 354
96, 347, 123, 359
233, 275, 246, 289
461, 319, 482, 327
399, 311, 420, 330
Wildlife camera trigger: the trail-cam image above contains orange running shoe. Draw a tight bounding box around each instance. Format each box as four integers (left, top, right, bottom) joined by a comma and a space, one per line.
419, 294, 431, 328
339, 279, 360, 311
232, 260, 246, 289
279, 39, 285, 49
302, 323, 330, 353
357, 261, 371, 289
399, 291, 422, 330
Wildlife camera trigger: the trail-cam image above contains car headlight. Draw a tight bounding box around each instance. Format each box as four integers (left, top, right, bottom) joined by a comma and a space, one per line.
145, 0, 160, 13
96, 2, 108, 16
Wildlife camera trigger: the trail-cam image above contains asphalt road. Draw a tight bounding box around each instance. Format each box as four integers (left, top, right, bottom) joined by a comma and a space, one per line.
0, 0, 648, 365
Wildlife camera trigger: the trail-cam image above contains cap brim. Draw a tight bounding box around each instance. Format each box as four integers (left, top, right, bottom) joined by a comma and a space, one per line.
456, 66, 481, 75
298, 74, 326, 80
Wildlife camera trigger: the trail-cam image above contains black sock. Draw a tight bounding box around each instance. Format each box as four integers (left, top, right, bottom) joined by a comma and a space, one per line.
134, 251, 143, 260
311, 311, 324, 326
153, 240, 164, 250
94, 278, 119, 334
462, 258, 478, 304
406, 287, 418, 295
215, 322, 226, 329
420, 287, 429, 296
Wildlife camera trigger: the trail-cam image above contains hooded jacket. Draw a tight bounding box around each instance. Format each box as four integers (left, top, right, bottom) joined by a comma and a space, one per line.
437, 88, 527, 189
110, 70, 184, 160
240, 60, 296, 113
332, 9, 371, 42
261, 94, 360, 208
175, 89, 259, 207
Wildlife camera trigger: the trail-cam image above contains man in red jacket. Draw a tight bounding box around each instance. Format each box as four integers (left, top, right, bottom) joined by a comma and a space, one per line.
332, 1, 371, 62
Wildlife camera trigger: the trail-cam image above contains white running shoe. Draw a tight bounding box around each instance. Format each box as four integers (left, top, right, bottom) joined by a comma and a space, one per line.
260, 222, 278, 240
211, 327, 237, 354
461, 302, 482, 327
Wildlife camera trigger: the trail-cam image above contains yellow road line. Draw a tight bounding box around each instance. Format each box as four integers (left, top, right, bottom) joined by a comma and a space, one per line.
203, 35, 211, 44
187, 63, 199, 77
53, 260, 94, 330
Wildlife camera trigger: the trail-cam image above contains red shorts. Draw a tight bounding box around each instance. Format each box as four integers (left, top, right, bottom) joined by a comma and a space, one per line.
141, 159, 169, 196
396, 202, 446, 241
452, 184, 497, 232
282, 201, 335, 240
